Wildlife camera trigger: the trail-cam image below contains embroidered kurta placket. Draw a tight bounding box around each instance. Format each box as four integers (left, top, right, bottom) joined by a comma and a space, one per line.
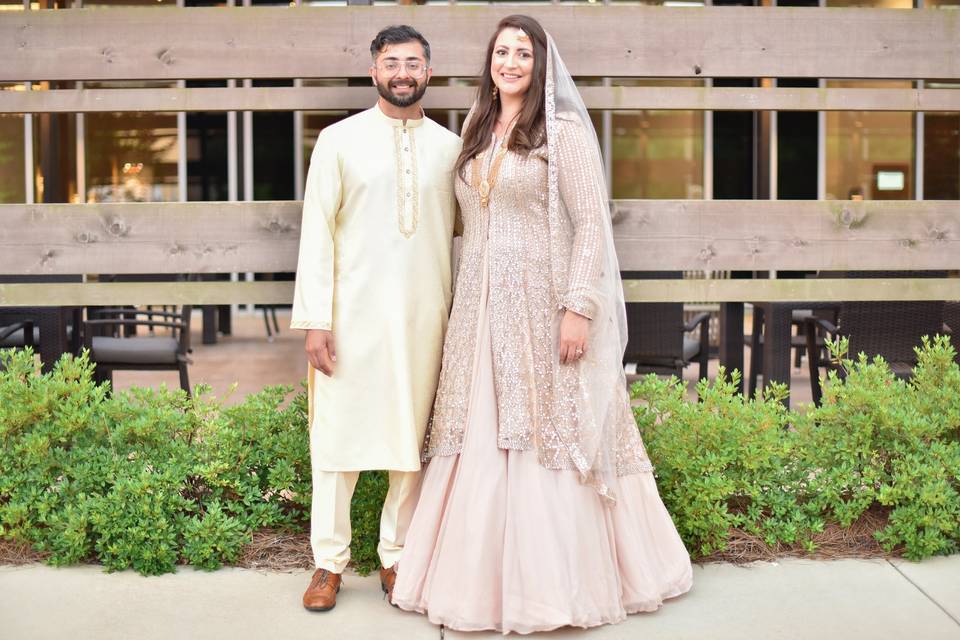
395, 125, 419, 238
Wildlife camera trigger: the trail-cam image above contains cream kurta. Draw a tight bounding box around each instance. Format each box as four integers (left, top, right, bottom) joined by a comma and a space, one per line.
291, 104, 461, 472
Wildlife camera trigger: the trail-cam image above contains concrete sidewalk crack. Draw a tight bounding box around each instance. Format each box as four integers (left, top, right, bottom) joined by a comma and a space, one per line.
886, 560, 960, 628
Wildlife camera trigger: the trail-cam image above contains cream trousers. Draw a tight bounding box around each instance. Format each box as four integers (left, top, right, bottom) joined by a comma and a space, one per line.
310, 469, 421, 574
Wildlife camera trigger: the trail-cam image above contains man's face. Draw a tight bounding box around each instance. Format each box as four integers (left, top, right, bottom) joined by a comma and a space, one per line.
370, 41, 432, 108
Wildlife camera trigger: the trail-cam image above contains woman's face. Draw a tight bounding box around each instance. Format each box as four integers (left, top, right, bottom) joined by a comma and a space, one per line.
490, 27, 535, 101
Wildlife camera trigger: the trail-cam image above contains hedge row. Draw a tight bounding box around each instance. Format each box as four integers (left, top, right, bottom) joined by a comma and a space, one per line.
1, 336, 957, 576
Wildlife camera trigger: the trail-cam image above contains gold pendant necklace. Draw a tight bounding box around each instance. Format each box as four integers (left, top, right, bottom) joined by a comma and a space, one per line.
472, 133, 510, 209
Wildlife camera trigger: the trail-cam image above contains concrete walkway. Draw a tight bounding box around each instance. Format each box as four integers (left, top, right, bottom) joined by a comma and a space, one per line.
2, 557, 958, 639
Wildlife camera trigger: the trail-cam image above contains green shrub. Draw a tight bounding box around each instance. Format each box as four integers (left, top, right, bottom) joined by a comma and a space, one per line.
634, 369, 819, 556
0, 348, 387, 575
800, 336, 960, 559
2, 335, 958, 576
635, 335, 960, 561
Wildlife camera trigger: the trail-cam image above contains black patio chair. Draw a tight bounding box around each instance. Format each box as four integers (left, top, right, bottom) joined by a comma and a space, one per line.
0, 321, 35, 371
942, 301, 960, 365
0, 320, 36, 350
83, 306, 193, 392
622, 271, 711, 384
804, 272, 946, 406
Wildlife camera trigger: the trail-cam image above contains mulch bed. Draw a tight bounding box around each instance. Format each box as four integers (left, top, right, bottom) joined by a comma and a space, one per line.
0, 538, 48, 566
700, 506, 900, 564
236, 529, 313, 571
2, 507, 900, 571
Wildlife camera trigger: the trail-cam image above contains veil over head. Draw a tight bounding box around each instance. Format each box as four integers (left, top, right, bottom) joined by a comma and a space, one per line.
542, 33, 634, 504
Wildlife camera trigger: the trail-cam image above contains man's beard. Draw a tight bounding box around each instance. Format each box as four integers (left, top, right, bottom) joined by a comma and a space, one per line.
376, 77, 427, 108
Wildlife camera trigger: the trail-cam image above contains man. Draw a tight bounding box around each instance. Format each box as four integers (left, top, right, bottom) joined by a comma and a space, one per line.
291, 25, 460, 612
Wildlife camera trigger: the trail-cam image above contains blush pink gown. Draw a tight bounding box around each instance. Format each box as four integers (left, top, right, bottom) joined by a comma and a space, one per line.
392, 244, 693, 634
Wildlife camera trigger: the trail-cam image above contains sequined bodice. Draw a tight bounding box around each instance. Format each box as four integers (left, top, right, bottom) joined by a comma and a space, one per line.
424, 120, 650, 477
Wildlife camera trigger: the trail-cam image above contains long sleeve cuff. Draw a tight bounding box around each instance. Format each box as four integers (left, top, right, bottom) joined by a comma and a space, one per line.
290, 319, 332, 331
560, 293, 595, 320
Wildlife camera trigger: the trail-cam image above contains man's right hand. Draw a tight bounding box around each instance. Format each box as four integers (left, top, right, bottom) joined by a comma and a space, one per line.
306, 329, 337, 376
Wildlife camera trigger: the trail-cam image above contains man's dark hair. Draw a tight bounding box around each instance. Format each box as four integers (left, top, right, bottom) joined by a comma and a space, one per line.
370, 25, 431, 63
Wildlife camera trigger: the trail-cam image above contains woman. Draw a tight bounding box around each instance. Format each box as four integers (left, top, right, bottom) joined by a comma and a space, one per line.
392, 15, 693, 633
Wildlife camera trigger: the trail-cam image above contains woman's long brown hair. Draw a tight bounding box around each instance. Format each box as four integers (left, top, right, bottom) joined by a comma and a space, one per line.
455, 14, 548, 178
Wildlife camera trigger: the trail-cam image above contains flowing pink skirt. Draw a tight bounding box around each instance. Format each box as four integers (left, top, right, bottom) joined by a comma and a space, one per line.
393, 255, 693, 634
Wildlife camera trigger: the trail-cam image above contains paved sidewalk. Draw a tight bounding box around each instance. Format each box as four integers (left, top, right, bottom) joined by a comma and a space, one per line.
2, 557, 958, 639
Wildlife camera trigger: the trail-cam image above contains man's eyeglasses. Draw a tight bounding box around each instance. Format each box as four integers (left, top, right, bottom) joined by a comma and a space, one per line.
378, 60, 427, 77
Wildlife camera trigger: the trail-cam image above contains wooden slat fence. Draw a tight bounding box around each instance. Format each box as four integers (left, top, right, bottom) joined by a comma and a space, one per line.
3, 86, 960, 114
3, 7, 959, 81
1, 5, 958, 306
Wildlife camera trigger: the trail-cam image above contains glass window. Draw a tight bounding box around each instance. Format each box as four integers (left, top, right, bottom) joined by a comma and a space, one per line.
84, 82, 178, 203
186, 81, 228, 202
713, 78, 757, 200
30, 82, 78, 204
925, 111, 960, 199
251, 80, 295, 201
610, 0, 705, 4
0, 86, 26, 204
609, 80, 704, 199
777, 79, 819, 200
826, 0, 911, 6
826, 80, 914, 200
82, 0, 177, 7
85, 111, 178, 202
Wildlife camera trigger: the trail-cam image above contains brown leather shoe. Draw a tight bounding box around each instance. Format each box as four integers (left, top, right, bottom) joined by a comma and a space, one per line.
379, 564, 398, 606
302, 568, 342, 612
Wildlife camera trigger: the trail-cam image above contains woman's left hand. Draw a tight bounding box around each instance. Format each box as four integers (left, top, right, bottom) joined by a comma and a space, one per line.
559, 310, 590, 364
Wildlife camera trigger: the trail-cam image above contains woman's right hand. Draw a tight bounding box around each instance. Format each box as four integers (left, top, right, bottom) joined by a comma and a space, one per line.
306, 329, 337, 376
559, 310, 590, 364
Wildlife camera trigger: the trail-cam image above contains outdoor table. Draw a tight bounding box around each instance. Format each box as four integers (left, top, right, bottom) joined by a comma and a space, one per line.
719, 302, 746, 394
0, 307, 73, 373
200, 305, 232, 345
753, 302, 832, 404
719, 301, 839, 407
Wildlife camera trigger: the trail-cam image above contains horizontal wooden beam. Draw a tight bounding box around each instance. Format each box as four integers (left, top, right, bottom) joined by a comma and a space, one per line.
0, 281, 293, 306
2, 278, 959, 306
622, 278, 960, 303
0, 201, 302, 275
3, 85, 959, 114
611, 199, 960, 271
2, 200, 958, 275
2, 7, 958, 82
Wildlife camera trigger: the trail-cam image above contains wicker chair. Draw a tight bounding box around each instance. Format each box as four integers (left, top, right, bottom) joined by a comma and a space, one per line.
622, 271, 711, 383
944, 301, 960, 364
0, 320, 35, 349
804, 272, 946, 406
83, 306, 193, 392
0, 321, 34, 372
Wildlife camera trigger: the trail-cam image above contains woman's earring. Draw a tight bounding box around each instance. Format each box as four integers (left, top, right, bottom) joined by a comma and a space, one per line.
491, 85, 499, 102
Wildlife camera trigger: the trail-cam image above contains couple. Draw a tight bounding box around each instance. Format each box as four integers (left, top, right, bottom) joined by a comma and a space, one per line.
290, 17, 692, 634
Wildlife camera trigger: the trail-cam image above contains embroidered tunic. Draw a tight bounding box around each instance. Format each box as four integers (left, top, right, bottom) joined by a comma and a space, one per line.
423, 115, 651, 476
292, 104, 461, 472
